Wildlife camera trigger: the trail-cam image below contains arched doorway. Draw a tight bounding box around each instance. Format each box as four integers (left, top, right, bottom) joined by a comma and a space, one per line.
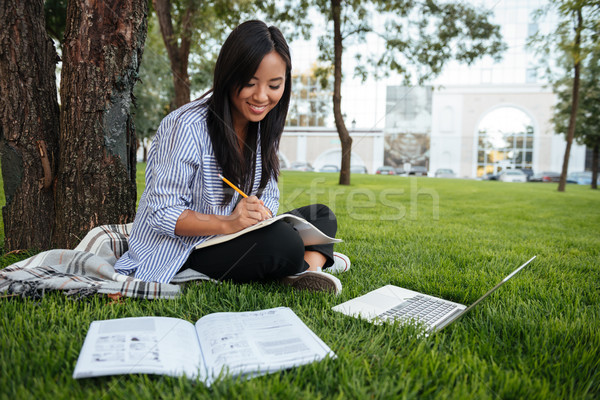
476, 106, 535, 177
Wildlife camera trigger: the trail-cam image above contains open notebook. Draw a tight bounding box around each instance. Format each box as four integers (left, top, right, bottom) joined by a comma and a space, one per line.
195, 213, 342, 250
332, 256, 536, 333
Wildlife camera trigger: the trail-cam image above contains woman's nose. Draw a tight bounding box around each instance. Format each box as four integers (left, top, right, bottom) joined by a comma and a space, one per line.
253, 85, 268, 102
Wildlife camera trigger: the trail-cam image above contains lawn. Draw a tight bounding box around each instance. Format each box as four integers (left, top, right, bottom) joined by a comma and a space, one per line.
1, 170, 599, 399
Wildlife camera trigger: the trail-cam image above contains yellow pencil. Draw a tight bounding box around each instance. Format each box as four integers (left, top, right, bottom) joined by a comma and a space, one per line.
218, 173, 273, 218
218, 174, 248, 198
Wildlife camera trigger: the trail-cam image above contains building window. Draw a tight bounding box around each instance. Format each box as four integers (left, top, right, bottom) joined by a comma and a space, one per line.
526, 67, 537, 83
476, 107, 535, 177
286, 72, 332, 127
527, 22, 538, 38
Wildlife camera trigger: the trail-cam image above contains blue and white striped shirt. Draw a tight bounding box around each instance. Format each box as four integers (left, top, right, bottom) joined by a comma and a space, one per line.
115, 99, 280, 283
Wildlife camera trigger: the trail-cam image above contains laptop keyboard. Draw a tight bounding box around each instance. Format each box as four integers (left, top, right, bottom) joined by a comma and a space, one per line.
377, 295, 459, 326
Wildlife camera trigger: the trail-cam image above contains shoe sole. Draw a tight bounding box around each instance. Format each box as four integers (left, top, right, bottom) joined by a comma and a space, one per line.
283, 272, 342, 295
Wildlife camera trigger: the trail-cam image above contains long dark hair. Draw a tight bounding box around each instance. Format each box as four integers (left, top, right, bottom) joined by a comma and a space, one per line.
204, 20, 292, 204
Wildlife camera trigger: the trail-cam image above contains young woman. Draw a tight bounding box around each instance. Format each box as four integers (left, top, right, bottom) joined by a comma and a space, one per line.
115, 20, 349, 294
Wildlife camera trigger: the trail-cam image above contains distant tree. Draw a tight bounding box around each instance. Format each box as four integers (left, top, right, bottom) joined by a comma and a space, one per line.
578, 48, 600, 189
530, 0, 600, 192
0, 0, 59, 250
153, 0, 259, 108
552, 46, 600, 189
133, 13, 175, 162
44, 0, 67, 46
299, 0, 506, 185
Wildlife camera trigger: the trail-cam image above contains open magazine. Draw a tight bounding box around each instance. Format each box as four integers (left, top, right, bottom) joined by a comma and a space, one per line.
72, 307, 335, 385
195, 213, 342, 249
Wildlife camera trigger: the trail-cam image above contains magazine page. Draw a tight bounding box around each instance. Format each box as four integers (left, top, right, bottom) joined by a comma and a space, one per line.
73, 317, 206, 380
195, 214, 341, 250
195, 307, 335, 382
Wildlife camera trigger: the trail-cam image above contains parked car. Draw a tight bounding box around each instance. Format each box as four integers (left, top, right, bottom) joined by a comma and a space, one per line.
408, 166, 428, 176
394, 167, 406, 175
434, 168, 456, 178
318, 164, 339, 173
518, 168, 534, 181
350, 165, 368, 174
375, 166, 396, 175
498, 169, 527, 182
289, 161, 314, 172
530, 171, 560, 182
482, 173, 499, 181
567, 171, 599, 185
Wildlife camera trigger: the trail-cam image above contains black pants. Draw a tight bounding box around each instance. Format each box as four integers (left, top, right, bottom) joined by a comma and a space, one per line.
181, 204, 337, 282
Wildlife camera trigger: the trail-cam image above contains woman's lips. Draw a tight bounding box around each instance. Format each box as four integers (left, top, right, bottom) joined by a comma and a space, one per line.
248, 103, 268, 114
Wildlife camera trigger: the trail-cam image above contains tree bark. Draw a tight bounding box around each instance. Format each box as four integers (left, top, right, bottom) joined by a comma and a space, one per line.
0, 0, 60, 251
153, 0, 192, 108
53, 0, 147, 248
331, 0, 352, 186
558, 9, 583, 192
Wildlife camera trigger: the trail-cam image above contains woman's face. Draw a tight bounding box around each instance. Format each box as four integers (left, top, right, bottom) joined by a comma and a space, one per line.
230, 51, 287, 130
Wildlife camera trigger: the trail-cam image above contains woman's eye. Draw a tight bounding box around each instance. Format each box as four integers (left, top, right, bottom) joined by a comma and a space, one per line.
244, 83, 255, 88
269, 85, 281, 90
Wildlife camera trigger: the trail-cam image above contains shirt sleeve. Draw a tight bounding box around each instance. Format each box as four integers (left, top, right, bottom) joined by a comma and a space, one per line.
261, 173, 280, 216
144, 117, 201, 238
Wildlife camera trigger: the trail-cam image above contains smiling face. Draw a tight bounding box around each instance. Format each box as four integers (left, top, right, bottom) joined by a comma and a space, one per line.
230, 51, 287, 134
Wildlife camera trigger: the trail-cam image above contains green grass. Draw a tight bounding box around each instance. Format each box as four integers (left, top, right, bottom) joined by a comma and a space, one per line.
1, 170, 599, 399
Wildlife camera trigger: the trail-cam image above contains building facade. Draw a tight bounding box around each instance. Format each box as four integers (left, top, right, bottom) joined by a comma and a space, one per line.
428, 84, 586, 178
279, 128, 384, 174
282, 0, 589, 178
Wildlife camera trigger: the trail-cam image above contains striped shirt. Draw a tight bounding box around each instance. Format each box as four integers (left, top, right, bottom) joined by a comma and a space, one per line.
114, 99, 280, 283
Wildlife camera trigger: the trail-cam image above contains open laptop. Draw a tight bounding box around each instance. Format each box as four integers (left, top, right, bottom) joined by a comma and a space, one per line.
332, 256, 536, 333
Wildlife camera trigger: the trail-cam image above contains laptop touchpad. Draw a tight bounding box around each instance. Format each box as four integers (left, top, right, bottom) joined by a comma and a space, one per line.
359, 292, 406, 309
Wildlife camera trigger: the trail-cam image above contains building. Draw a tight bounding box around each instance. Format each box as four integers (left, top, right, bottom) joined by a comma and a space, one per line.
283, 0, 588, 178
427, 84, 581, 178
426, 0, 586, 178
280, 70, 384, 173
280, 127, 384, 174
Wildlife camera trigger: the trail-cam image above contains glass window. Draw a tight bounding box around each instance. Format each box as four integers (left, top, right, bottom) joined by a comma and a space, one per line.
476, 107, 535, 177
516, 136, 524, 148
526, 68, 537, 83
527, 22, 538, 38
525, 136, 534, 149
287, 73, 332, 127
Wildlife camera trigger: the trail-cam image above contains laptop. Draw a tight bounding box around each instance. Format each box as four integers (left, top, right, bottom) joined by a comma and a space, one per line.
332, 256, 536, 333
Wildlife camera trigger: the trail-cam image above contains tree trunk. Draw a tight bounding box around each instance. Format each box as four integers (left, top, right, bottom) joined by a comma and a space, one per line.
558, 9, 583, 192
0, 0, 60, 251
53, 0, 147, 248
153, 0, 192, 108
592, 143, 598, 190
331, 0, 352, 186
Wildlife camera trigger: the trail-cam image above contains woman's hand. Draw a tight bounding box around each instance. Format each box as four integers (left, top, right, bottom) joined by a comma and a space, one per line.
174, 196, 273, 237
226, 196, 272, 233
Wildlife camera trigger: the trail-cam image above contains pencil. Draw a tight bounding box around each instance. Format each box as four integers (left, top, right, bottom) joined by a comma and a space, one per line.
218, 173, 248, 198
218, 173, 272, 218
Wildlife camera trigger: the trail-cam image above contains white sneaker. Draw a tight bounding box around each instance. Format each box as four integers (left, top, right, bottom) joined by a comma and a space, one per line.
281, 270, 342, 295
326, 252, 351, 274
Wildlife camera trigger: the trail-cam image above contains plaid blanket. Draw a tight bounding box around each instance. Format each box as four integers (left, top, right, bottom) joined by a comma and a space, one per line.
0, 224, 210, 300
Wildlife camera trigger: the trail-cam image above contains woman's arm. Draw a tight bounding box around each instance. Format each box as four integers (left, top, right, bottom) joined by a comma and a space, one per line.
174, 195, 271, 236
